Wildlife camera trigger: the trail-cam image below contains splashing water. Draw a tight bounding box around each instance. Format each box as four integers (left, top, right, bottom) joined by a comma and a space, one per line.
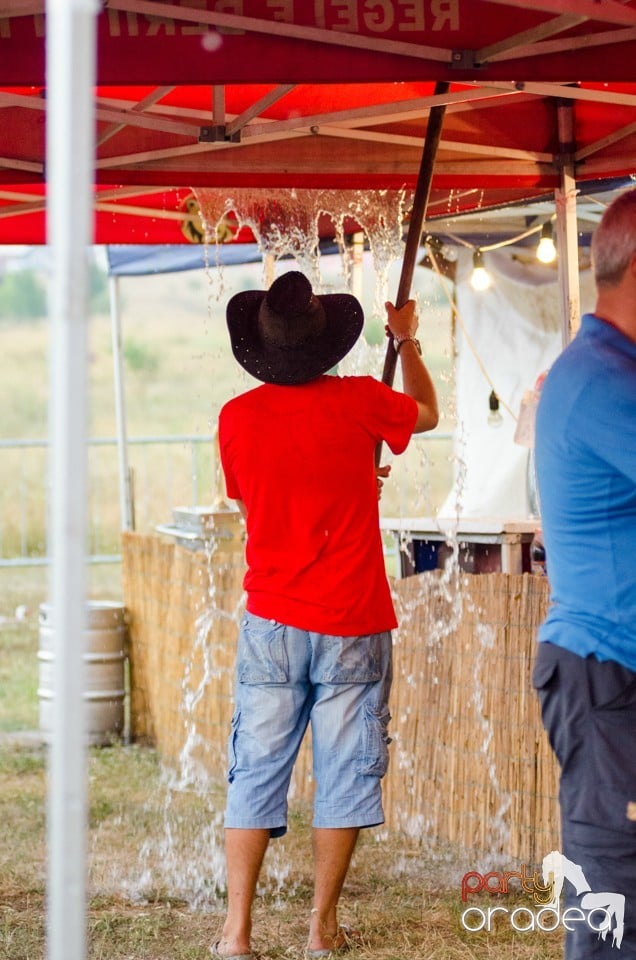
466, 603, 513, 864
102, 187, 518, 906
193, 187, 408, 310
102, 528, 245, 907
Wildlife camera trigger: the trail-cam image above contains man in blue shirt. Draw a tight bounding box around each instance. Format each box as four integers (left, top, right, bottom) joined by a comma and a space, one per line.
534, 188, 636, 958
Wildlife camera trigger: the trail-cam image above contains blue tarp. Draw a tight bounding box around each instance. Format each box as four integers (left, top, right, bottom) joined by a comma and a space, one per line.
106, 240, 342, 277
106, 243, 263, 276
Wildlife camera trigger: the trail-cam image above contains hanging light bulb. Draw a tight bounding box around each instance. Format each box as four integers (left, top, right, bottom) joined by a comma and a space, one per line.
488, 390, 503, 428
470, 249, 491, 291
536, 222, 557, 264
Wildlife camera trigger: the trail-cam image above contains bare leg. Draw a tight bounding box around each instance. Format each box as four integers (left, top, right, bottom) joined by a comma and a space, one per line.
216, 827, 270, 957
307, 827, 360, 953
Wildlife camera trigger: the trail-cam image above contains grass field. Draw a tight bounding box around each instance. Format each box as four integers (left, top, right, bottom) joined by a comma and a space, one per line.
0, 254, 456, 561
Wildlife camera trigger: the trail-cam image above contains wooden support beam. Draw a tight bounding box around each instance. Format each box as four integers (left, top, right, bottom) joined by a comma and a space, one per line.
477, 13, 587, 63
482, 0, 636, 27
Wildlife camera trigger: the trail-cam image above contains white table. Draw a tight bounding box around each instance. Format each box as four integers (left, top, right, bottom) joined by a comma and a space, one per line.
381, 516, 537, 577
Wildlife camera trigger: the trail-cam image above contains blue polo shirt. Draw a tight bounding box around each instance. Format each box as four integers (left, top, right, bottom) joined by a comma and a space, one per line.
534, 313, 636, 671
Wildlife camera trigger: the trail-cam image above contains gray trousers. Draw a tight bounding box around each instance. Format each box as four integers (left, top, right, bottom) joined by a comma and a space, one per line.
533, 641, 636, 958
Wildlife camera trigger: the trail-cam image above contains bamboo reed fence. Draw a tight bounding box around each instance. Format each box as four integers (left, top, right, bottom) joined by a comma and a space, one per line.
122, 531, 559, 864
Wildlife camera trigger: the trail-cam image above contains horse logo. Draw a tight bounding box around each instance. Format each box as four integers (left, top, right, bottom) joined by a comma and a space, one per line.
542, 850, 625, 949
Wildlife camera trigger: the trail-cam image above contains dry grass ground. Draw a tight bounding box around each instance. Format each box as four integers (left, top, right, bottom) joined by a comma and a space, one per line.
0, 739, 564, 960
0, 567, 564, 960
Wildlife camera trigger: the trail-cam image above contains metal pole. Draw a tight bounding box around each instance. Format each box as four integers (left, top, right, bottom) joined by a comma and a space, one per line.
376, 80, 449, 464
555, 101, 581, 347
45, 1, 98, 959
109, 274, 134, 530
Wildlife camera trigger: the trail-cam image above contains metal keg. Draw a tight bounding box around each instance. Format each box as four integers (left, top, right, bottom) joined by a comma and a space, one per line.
38, 601, 128, 746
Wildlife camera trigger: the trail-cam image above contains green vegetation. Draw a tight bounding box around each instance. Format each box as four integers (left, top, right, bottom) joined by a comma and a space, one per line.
0, 270, 47, 321
0, 257, 109, 323
123, 336, 161, 374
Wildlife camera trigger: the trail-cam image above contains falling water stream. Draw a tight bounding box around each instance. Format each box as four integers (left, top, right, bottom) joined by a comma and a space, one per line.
93, 188, 515, 906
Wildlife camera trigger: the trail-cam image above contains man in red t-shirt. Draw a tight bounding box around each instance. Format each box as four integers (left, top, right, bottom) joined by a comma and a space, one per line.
214, 271, 438, 960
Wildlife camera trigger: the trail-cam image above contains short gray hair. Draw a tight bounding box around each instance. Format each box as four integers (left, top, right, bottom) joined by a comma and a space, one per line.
591, 187, 636, 287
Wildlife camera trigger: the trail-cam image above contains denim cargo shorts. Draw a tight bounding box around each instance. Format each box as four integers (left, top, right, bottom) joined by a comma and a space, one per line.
224, 610, 393, 837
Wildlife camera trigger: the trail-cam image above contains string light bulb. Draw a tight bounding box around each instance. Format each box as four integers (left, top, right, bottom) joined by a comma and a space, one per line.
536, 222, 557, 264
470, 249, 491, 291
488, 390, 503, 428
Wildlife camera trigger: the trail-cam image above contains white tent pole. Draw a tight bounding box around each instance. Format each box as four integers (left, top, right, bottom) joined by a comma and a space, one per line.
351, 231, 364, 301
264, 250, 275, 287
109, 274, 134, 530
555, 101, 581, 347
45, 1, 98, 959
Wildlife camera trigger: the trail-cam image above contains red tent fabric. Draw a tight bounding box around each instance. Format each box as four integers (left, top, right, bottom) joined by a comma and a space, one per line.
1, 0, 636, 243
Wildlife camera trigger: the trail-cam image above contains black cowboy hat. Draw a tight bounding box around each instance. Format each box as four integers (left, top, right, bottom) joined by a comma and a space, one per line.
226, 271, 364, 385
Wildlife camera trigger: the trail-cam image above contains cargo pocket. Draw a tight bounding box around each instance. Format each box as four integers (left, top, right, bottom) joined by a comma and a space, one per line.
531, 641, 559, 692
588, 670, 636, 835
237, 613, 289, 684
528, 641, 580, 795
227, 708, 240, 783
358, 703, 392, 778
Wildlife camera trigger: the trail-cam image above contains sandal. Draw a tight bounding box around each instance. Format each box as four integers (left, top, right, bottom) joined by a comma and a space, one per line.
210, 940, 257, 960
305, 924, 361, 958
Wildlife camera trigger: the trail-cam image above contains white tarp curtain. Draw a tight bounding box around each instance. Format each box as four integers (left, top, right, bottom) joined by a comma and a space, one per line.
439, 247, 596, 520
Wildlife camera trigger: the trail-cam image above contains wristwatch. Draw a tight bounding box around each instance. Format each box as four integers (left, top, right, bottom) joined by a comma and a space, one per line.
393, 336, 422, 355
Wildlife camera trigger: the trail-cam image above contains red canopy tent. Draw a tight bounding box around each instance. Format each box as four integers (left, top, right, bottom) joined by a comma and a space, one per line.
10, 8, 636, 959
1, 0, 636, 243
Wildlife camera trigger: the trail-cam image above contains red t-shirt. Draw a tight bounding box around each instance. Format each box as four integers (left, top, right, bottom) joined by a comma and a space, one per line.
218, 375, 417, 635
